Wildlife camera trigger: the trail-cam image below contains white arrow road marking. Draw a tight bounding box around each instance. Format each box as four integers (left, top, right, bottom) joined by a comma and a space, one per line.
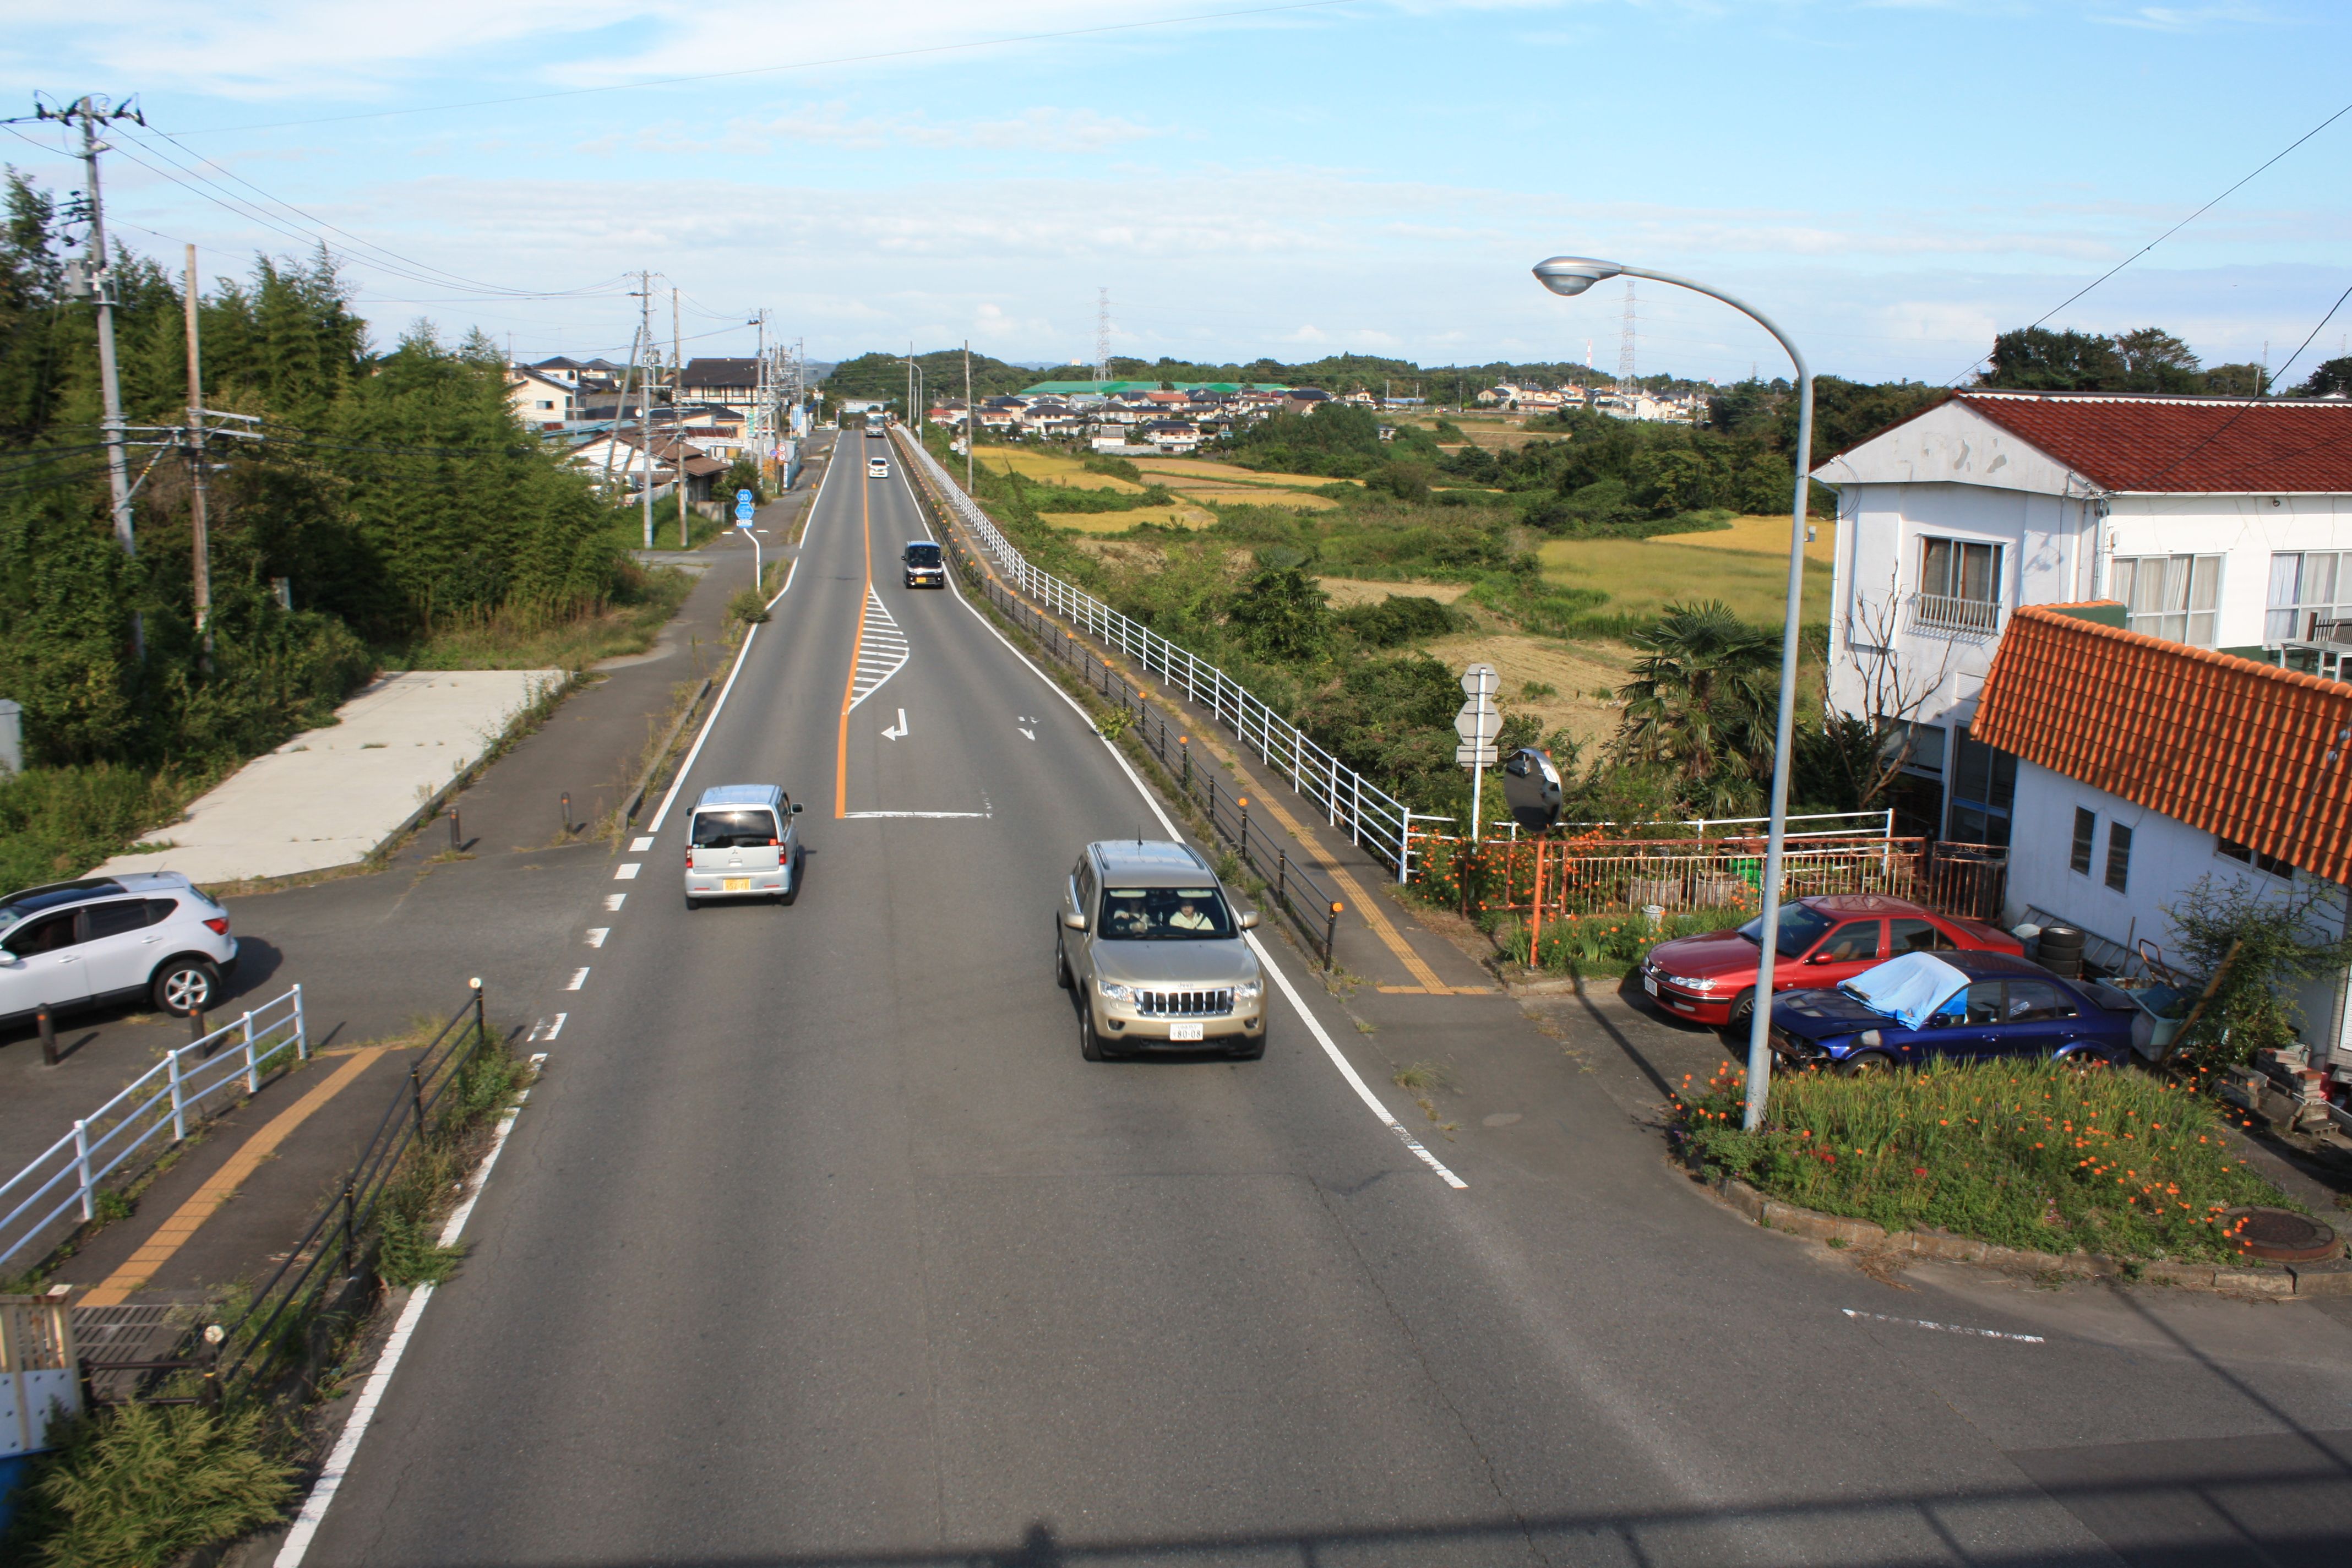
585, 928, 608, 948
527, 1014, 566, 1043
847, 585, 910, 712
1019, 726, 1035, 740
565, 968, 589, 991
1841, 1309, 2044, 1343
882, 708, 908, 740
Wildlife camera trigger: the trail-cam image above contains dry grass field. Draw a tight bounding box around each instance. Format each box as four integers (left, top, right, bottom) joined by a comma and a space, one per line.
1649, 514, 1838, 562
1538, 527, 1836, 625
1313, 578, 1473, 608
1419, 630, 1634, 749
1043, 503, 1217, 532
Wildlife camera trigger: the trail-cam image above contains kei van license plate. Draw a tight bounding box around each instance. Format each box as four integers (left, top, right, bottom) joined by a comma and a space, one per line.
1642, 974, 1658, 996
722, 878, 750, 892
1168, 1022, 1205, 1042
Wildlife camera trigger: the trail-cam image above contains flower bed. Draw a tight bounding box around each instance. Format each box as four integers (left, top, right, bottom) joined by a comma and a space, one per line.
1674, 1058, 2296, 1264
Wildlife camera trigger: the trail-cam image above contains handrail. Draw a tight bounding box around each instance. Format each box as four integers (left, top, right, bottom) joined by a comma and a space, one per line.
895, 429, 1424, 881
0, 987, 306, 1273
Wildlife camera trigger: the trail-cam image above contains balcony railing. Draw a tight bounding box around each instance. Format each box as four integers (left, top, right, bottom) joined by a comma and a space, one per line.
1909, 592, 2002, 635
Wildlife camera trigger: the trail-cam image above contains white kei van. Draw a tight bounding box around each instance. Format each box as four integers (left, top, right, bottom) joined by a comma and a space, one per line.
684, 784, 803, 907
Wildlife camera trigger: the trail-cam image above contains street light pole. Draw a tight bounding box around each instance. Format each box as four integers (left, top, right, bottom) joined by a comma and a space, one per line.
1534, 256, 1813, 1133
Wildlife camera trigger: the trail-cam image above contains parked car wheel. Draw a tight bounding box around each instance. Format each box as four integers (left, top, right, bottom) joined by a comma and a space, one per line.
1055, 933, 1072, 989
1721, 989, 1756, 1039
1079, 1003, 1111, 1061
1840, 1050, 1894, 1076
151, 958, 221, 1017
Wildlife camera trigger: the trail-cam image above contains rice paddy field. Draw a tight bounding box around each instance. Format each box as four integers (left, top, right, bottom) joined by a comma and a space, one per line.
977, 448, 1349, 516
1042, 503, 1218, 532
1540, 519, 1836, 625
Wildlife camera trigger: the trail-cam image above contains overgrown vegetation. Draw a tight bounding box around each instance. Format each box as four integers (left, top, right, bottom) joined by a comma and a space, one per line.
1675, 1058, 2293, 1263
373, 1031, 523, 1288
2163, 875, 2352, 1074
3, 1403, 296, 1568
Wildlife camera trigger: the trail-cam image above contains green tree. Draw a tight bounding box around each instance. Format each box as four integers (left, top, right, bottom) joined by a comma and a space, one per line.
1615, 601, 1778, 803
1226, 563, 1332, 662
2296, 356, 2352, 398
1983, 328, 2127, 391
2203, 362, 2272, 399
2110, 326, 2202, 391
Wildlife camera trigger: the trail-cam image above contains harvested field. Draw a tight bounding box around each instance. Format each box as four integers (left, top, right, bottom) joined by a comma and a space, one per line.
1539, 535, 1833, 625
1419, 631, 1634, 749
1044, 503, 1216, 533
980, 450, 1146, 492
1649, 513, 1837, 564
1135, 458, 1359, 490
1314, 578, 1473, 609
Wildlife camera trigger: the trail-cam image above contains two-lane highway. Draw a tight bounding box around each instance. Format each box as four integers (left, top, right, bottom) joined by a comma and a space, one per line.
296, 433, 2352, 1566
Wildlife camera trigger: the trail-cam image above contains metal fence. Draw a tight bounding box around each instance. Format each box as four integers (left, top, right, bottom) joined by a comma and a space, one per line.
1412, 835, 1926, 922
896, 430, 1423, 879
0, 987, 307, 1275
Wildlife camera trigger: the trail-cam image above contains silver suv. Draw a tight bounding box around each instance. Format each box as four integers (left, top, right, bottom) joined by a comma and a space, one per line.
0, 872, 241, 1026
1057, 840, 1265, 1060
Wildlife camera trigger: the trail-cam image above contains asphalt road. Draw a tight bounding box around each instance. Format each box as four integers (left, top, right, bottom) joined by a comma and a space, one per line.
301, 436, 2352, 1567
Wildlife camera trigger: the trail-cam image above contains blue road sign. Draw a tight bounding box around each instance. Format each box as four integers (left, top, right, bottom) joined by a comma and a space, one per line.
734, 500, 755, 520
736, 488, 754, 504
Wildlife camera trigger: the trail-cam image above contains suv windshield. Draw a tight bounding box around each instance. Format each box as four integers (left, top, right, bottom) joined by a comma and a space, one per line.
1738, 902, 1835, 959
1097, 886, 1235, 941
906, 544, 942, 566
692, 809, 779, 848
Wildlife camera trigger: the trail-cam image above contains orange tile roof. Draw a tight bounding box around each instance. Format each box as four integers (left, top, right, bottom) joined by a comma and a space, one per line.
1973, 606, 2352, 883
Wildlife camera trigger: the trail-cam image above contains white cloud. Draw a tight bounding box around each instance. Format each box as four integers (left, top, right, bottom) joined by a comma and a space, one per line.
735, 104, 1158, 153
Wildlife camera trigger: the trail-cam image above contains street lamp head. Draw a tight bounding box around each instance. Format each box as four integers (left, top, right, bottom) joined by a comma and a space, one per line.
1532, 256, 1626, 297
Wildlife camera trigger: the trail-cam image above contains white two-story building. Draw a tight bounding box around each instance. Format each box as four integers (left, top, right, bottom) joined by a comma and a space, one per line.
1813, 390, 2352, 845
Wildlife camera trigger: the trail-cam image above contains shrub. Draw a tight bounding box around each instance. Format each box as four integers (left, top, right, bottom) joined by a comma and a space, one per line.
1674, 1058, 2291, 1262
13, 1404, 296, 1568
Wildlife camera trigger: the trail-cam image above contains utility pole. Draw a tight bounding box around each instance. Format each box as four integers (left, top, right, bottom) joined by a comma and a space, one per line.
638, 272, 655, 551
964, 340, 973, 496
183, 245, 211, 669
46, 95, 145, 657
673, 288, 687, 547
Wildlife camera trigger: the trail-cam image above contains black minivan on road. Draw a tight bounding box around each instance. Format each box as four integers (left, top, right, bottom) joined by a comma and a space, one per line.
903, 540, 946, 589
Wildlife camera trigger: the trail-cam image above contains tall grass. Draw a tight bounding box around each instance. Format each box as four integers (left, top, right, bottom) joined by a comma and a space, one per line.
383, 562, 694, 673
1677, 1058, 2292, 1263
5, 1404, 296, 1568
0, 764, 206, 891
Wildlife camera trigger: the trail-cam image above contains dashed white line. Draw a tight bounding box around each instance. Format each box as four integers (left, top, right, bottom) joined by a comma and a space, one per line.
614, 863, 641, 880
630, 836, 654, 852
585, 928, 608, 948
527, 1014, 567, 1042
604, 893, 627, 911
1841, 1309, 2045, 1344
565, 968, 589, 991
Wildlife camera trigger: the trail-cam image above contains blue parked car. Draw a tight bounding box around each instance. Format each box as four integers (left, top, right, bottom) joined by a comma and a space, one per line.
1768, 949, 2141, 1074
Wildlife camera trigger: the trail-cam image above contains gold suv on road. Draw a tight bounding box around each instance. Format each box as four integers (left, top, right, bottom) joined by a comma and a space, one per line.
1057, 839, 1266, 1061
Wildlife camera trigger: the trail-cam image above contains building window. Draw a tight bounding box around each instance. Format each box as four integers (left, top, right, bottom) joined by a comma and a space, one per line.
1947, 725, 2015, 847
2071, 808, 2097, 875
2218, 838, 2294, 880
2112, 553, 2221, 647
2265, 552, 2352, 644
1915, 538, 2003, 631
2105, 821, 2133, 893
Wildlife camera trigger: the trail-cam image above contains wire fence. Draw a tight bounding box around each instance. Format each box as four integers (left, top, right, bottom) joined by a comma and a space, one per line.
896, 429, 1422, 880
0, 987, 307, 1276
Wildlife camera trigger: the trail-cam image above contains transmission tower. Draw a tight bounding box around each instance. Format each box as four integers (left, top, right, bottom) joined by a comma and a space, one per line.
1616, 280, 1637, 398
1095, 287, 1112, 383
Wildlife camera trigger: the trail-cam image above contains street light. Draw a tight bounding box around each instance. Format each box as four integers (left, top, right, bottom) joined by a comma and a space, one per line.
1533, 255, 1814, 1133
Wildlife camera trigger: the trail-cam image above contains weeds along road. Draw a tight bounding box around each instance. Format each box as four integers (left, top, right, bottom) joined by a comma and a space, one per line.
300, 439, 2352, 1566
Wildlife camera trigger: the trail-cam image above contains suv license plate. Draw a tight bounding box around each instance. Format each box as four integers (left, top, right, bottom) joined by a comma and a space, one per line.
1168, 1022, 1205, 1042
722, 878, 750, 892
1642, 974, 1658, 996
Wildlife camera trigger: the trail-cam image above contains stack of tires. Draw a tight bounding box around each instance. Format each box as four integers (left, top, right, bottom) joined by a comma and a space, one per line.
2037, 924, 2087, 978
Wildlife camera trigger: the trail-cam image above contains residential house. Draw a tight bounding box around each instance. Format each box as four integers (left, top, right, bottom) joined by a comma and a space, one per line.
1137, 419, 1200, 454
566, 429, 727, 502
508, 367, 579, 430
1812, 390, 2352, 843
1972, 603, 2352, 1075
678, 358, 762, 415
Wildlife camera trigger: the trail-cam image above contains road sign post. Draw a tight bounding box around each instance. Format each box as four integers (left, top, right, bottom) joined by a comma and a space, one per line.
1454, 663, 1501, 845
736, 508, 760, 592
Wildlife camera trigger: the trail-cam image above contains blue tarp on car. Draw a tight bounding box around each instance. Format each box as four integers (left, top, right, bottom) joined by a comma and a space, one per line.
1841, 952, 1970, 1030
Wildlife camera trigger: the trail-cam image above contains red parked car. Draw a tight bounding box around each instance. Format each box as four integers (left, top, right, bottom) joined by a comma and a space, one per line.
1638, 893, 2021, 1033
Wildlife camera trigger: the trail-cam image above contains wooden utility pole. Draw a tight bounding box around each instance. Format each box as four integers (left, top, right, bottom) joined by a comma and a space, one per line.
183, 244, 211, 668
673, 288, 687, 547
638, 271, 655, 551
964, 340, 973, 496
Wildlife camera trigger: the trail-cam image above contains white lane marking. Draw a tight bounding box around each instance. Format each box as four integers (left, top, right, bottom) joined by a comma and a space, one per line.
882, 707, 908, 741
564, 968, 589, 991
614, 863, 640, 880
629, 836, 654, 852
604, 893, 627, 912
527, 1013, 566, 1043
935, 553, 1464, 1189
847, 585, 911, 713
585, 928, 608, 948
274, 1080, 530, 1567
842, 810, 991, 819
644, 449, 830, 834
1841, 1309, 2045, 1344
529, 1052, 548, 1070
1019, 726, 1035, 741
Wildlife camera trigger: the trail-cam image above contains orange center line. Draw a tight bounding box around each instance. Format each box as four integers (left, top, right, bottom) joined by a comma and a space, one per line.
835, 464, 874, 819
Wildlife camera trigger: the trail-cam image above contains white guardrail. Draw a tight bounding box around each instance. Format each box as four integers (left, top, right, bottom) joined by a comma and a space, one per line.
0, 985, 306, 1273
898, 431, 1427, 879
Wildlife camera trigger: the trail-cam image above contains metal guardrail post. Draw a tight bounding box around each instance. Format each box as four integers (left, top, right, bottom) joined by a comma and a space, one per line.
1276, 847, 1288, 908
337, 1182, 356, 1275
242, 1011, 259, 1093
294, 983, 308, 1060
1325, 901, 1341, 967
471, 977, 487, 1056
1239, 798, 1251, 864
1180, 736, 1190, 790
36, 1007, 56, 1067
408, 1064, 427, 1135
168, 1045, 187, 1141
72, 1121, 92, 1222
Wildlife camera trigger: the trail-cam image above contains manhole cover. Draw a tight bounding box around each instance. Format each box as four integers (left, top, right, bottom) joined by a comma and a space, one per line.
2220, 1206, 2340, 1262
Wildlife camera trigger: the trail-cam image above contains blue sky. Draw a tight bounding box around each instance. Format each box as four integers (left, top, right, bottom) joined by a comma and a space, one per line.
6, 1, 2348, 385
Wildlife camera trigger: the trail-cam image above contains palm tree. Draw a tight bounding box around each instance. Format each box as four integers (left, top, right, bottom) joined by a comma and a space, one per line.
1615, 601, 1778, 803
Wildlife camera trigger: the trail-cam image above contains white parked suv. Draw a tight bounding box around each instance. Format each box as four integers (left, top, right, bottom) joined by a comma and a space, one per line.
0, 872, 240, 1026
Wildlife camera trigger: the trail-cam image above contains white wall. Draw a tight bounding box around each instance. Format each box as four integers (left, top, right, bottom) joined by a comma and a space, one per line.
2106, 493, 2352, 650
2007, 759, 2351, 1064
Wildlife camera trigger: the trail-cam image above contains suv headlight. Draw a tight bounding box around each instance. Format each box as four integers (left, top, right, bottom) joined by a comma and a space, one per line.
1096, 979, 1133, 1003
1234, 978, 1263, 1003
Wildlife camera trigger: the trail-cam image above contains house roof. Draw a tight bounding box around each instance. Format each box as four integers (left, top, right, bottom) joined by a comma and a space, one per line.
1972, 605, 2352, 883
1832, 389, 2352, 494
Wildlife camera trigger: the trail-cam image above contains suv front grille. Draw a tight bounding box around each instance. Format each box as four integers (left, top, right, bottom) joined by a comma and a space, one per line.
1136, 988, 1234, 1017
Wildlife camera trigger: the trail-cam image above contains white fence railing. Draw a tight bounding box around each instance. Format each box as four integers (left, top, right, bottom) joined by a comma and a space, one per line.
0, 986, 306, 1273
899, 431, 1424, 879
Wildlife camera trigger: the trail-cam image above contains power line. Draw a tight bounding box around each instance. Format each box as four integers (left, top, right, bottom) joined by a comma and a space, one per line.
1944, 95, 2352, 385
164, 1, 1362, 138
